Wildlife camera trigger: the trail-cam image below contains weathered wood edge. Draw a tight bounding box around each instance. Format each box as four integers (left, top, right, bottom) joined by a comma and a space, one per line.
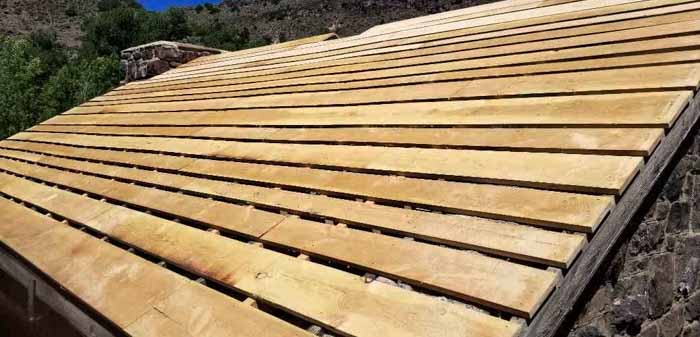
0, 243, 123, 337
524, 89, 700, 337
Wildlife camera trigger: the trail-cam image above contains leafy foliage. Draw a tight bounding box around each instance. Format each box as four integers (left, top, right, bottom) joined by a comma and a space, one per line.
0, 34, 122, 140
40, 57, 121, 121
0, 0, 262, 140
0, 38, 44, 139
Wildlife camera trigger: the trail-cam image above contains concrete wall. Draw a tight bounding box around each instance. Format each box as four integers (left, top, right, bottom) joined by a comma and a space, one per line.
563, 126, 700, 337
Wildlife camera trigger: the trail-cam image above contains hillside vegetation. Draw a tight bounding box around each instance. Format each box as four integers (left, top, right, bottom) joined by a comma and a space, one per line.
0, 0, 259, 139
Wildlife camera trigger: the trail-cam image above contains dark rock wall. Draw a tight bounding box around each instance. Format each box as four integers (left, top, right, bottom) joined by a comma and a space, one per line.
563, 126, 700, 337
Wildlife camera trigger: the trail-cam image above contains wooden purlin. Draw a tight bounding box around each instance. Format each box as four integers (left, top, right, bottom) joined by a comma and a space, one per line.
3, 0, 700, 336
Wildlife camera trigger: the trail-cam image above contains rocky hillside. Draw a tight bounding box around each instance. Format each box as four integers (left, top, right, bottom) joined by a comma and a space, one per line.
212, 0, 495, 43
1, 0, 493, 49
0, 0, 96, 47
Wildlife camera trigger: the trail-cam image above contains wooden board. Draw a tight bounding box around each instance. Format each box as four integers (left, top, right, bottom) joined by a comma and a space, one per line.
3, 1, 700, 336
146, 8, 700, 84
99, 40, 700, 101
7, 132, 645, 195
0, 141, 616, 233
0, 148, 588, 267
152, 0, 646, 75
0, 156, 560, 318
184, 33, 339, 67
68, 65, 700, 113
45, 92, 692, 127
121, 0, 700, 90
0, 197, 314, 337
0, 171, 522, 337
27, 125, 666, 155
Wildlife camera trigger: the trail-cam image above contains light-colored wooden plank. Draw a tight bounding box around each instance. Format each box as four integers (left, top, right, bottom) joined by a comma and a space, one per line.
0, 198, 313, 337
151, 6, 700, 84
184, 0, 574, 70
92, 49, 700, 105
182, 33, 339, 68
0, 199, 184, 330
122, 0, 700, 90
0, 156, 561, 317
361, 0, 575, 36
156, 0, 643, 75
0, 172, 522, 337
69, 65, 700, 114
361, 0, 534, 35
0, 141, 614, 234
102, 33, 700, 99
262, 217, 559, 318
0, 150, 587, 266
9, 132, 644, 195
46, 92, 692, 128
124, 280, 312, 337
28, 125, 665, 156
0, 157, 286, 238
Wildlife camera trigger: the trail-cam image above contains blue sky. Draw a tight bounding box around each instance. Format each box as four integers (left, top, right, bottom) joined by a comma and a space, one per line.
138, 0, 220, 11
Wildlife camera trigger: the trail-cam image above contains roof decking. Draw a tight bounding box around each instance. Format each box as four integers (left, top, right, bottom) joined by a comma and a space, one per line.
1, 0, 700, 336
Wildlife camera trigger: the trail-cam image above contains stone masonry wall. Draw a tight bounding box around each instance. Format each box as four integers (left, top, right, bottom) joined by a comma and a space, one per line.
562, 126, 700, 337
120, 41, 222, 82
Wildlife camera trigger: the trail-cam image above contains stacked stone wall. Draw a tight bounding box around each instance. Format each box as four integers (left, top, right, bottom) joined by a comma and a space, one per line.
564, 126, 700, 337
120, 41, 221, 82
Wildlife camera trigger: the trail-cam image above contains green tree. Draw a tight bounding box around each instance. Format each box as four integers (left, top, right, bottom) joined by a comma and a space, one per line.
139, 8, 192, 43
97, 0, 142, 12
0, 38, 44, 139
39, 56, 121, 121
29, 30, 69, 80
81, 5, 148, 56
204, 3, 220, 14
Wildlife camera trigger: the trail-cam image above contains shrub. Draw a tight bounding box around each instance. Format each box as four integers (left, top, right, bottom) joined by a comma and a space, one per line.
97, 0, 142, 12
0, 38, 44, 139
39, 56, 121, 121
81, 5, 147, 56
204, 3, 219, 14
65, 5, 78, 17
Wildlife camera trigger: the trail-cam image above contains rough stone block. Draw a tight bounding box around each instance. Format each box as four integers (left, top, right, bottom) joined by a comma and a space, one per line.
573, 326, 605, 337
667, 201, 690, 234
641, 323, 660, 337
682, 321, 700, 337
656, 199, 672, 222
686, 291, 700, 322
650, 254, 675, 318
120, 41, 221, 82
678, 257, 699, 297
631, 221, 666, 255
663, 157, 693, 202
146, 59, 170, 77
612, 296, 647, 335
659, 306, 684, 337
